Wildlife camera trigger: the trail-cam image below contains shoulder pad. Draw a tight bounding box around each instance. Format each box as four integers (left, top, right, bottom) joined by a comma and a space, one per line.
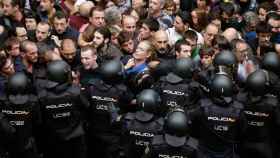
67, 85, 81, 96
0, 95, 7, 101
124, 112, 136, 120
28, 94, 38, 102
115, 84, 127, 92
166, 73, 183, 84
38, 89, 47, 99
232, 101, 244, 110
152, 135, 165, 146
155, 117, 164, 126
186, 137, 199, 149
200, 98, 212, 107
189, 81, 200, 88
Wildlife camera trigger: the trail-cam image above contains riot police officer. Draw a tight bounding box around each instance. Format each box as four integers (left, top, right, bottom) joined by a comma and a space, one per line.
153, 58, 200, 115
189, 74, 246, 158
196, 50, 238, 97
82, 60, 133, 158
121, 89, 163, 158
262, 52, 280, 99
237, 70, 279, 158
143, 108, 200, 158
0, 72, 40, 158
38, 60, 88, 158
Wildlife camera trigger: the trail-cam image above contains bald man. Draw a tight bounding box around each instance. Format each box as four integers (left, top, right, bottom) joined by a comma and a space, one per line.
203, 23, 219, 47
122, 15, 137, 34
153, 30, 175, 60
59, 38, 81, 70
222, 27, 239, 42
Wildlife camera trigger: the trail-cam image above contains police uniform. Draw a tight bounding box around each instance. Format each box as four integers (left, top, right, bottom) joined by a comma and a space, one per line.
0, 94, 40, 158
82, 78, 133, 158
38, 83, 88, 158
121, 112, 163, 158
189, 97, 246, 158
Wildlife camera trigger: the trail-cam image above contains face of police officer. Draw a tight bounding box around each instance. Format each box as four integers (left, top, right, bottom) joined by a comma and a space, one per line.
53, 17, 68, 35
81, 49, 97, 70
1, 57, 15, 76
36, 23, 50, 42
24, 43, 38, 64
153, 30, 169, 54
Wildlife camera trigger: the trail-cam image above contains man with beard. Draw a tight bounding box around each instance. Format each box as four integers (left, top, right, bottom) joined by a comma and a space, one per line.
52, 11, 79, 41
92, 27, 123, 64
153, 30, 175, 62
117, 31, 135, 64
59, 39, 81, 70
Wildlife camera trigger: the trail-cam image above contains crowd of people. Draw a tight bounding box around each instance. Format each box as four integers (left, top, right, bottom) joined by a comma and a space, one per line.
0, 0, 280, 158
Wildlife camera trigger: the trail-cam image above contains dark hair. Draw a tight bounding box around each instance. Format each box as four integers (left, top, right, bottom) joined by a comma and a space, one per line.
176, 11, 191, 25
200, 46, 215, 57
258, 2, 277, 13
53, 11, 68, 21
0, 50, 8, 69
117, 31, 134, 45
266, 11, 280, 21
256, 22, 271, 34
212, 35, 231, 50
4, 37, 20, 51
184, 30, 198, 42
220, 2, 234, 17
90, 6, 105, 17
175, 39, 191, 52
96, 27, 111, 40
141, 18, 160, 32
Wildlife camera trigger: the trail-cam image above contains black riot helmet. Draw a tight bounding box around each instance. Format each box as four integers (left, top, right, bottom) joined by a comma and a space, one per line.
246, 70, 270, 96
213, 50, 237, 78
173, 58, 194, 79
135, 89, 161, 122
47, 60, 71, 85
164, 109, 189, 147
262, 52, 280, 75
100, 60, 124, 83
213, 50, 237, 66
210, 74, 233, 98
7, 72, 28, 95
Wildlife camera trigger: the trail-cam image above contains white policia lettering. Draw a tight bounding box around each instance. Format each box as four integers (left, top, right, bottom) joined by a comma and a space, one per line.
244, 111, 269, 117
46, 103, 72, 109
129, 130, 154, 137
214, 125, 229, 131
158, 154, 186, 158
2, 110, 30, 115
91, 96, 117, 102
208, 116, 236, 122
163, 90, 186, 96
135, 140, 150, 146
